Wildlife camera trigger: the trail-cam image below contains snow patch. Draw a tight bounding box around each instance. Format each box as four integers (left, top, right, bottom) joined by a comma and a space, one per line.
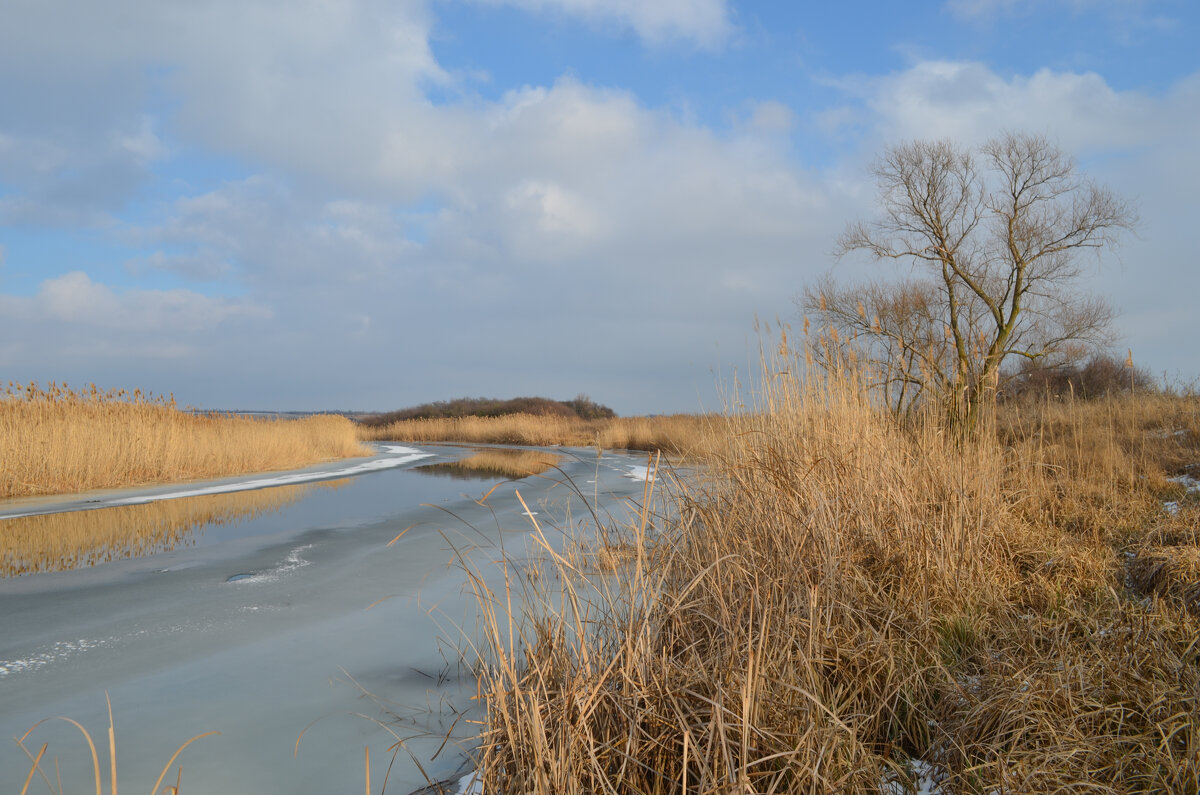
454, 773, 483, 794
110, 447, 432, 506
0, 631, 147, 677
881, 759, 951, 795
1168, 473, 1200, 493
624, 465, 654, 482
1163, 472, 1200, 515
227, 544, 313, 584
2, 445, 433, 519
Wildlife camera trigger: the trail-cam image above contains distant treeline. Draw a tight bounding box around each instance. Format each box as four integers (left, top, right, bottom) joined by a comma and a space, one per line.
360, 394, 616, 426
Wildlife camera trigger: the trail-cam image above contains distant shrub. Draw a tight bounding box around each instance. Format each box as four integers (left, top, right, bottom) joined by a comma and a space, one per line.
360, 395, 616, 426
1003, 353, 1156, 400
562, 393, 617, 420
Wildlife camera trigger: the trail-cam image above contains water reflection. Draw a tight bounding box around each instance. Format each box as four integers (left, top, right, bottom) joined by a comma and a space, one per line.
414, 449, 562, 481
0, 480, 348, 577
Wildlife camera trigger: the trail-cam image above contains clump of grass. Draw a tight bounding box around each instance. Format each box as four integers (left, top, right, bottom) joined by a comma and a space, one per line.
1, 480, 341, 577
0, 382, 372, 499
460, 343, 1200, 793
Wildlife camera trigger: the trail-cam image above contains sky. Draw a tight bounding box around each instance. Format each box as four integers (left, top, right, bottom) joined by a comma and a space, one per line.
0, 0, 1196, 414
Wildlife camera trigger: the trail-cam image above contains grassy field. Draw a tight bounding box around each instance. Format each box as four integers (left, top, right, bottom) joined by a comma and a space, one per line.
1, 382, 371, 500
462, 352, 1200, 793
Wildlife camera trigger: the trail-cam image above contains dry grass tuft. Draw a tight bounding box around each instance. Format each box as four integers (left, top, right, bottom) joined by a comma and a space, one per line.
1, 382, 371, 499
461, 346, 1200, 793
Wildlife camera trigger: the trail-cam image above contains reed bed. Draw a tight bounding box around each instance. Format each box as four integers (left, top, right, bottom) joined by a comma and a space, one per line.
461, 349, 1200, 793
1, 480, 341, 577
1, 382, 371, 499
357, 413, 720, 457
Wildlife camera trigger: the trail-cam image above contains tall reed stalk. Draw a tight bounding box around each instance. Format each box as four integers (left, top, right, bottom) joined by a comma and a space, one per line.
1, 382, 370, 499
462, 341, 1200, 793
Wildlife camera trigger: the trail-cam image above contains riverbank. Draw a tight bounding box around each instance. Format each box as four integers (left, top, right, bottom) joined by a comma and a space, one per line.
357, 412, 720, 456
1, 382, 371, 499
464, 361, 1200, 792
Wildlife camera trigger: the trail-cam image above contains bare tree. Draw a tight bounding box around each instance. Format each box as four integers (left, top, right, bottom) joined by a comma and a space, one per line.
804, 133, 1135, 429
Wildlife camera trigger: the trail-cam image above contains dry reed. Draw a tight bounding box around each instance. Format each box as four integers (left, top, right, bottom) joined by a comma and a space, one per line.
17, 694, 218, 795
460, 344, 1200, 793
1, 382, 371, 499
357, 413, 719, 457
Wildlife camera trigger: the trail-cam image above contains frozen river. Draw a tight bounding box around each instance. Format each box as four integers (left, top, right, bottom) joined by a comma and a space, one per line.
0, 444, 655, 793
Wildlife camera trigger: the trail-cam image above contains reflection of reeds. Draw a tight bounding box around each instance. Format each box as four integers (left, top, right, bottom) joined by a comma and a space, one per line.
0, 382, 372, 499
359, 413, 722, 456
417, 449, 562, 480
1, 481, 345, 577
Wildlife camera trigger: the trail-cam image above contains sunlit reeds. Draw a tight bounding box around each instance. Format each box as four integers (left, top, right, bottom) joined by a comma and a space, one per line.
1, 480, 342, 577
358, 412, 721, 457
461, 342, 1200, 793
1, 382, 371, 499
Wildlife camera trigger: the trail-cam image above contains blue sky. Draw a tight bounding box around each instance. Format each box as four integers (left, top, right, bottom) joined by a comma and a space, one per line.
1, 0, 1197, 412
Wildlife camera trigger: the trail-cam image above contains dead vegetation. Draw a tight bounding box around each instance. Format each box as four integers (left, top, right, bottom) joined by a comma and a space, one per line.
461, 342, 1200, 794
1, 382, 371, 499
358, 412, 720, 457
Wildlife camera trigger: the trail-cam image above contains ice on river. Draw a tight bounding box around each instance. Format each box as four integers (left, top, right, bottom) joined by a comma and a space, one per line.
0, 445, 653, 794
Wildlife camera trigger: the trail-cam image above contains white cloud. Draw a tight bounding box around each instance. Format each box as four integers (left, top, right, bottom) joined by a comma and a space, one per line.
7, 271, 270, 335
745, 100, 795, 134
470, 0, 733, 47
5, 1, 1190, 407
114, 116, 168, 163
836, 60, 1198, 156
505, 180, 604, 239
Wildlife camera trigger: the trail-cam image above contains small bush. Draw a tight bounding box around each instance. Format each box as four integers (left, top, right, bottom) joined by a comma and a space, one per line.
1004, 352, 1156, 400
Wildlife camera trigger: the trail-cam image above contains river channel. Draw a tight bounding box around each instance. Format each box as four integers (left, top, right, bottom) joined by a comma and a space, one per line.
0, 444, 656, 793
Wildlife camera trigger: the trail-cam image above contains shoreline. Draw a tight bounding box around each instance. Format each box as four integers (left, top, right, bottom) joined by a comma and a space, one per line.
0, 443, 433, 520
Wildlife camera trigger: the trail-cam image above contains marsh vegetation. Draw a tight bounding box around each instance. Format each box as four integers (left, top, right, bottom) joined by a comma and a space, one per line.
1, 382, 370, 499
359, 412, 717, 457
461, 340, 1200, 793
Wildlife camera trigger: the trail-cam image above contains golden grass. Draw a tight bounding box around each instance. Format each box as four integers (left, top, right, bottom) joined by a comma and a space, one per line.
1, 480, 344, 577
357, 413, 719, 457
460, 347, 1200, 793
417, 449, 563, 480
1, 382, 372, 499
